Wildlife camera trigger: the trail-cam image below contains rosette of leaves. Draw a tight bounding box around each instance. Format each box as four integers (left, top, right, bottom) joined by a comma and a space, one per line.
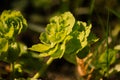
0, 10, 28, 61
0, 10, 27, 39
30, 12, 98, 64
29, 12, 75, 59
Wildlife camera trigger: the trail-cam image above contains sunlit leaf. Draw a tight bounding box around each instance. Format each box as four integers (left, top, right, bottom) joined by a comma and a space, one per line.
87, 33, 99, 43
76, 21, 92, 48
51, 36, 72, 59
0, 38, 8, 53
29, 44, 51, 52
39, 44, 58, 57
19, 42, 27, 55
14, 64, 23, 73
0, 20, 4, 33
4, 26, 14, 38
50, 44, 65, 59
40, 32, 50, 44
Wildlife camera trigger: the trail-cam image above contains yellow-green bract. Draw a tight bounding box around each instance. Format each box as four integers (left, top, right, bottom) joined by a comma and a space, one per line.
29, 12, 98, 64
0, 10, 27, 38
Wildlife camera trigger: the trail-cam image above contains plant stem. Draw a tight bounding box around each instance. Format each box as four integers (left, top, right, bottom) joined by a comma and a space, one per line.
88, 0, 95, 24
90, 0, 95, 15
106, 8, 109, 76
32, 57, 54, 79
10, 62, 14, 80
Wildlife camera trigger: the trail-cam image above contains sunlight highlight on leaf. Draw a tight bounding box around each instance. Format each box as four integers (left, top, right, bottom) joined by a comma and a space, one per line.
29, 44, 51, 52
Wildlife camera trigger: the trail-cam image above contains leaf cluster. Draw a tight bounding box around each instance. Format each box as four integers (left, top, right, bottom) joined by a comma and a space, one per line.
29, 12, 98, 64
0, 10, 27, 62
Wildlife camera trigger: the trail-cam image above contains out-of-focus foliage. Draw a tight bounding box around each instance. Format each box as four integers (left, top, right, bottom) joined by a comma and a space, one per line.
97, 49, 117, 76
0, 10, 27, 39
0, 10, 44, 79
0, 10, 27, 59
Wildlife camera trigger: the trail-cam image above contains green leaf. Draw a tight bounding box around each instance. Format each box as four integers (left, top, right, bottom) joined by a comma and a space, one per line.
51, 36, 72, 59
65, 36, 81, 54
18, 52, 44, 73
40, 32, 50, 44
50, 44, 65, 59
0, 38, 8, 60
39, 44, 58, 57
77, 46, 90, 59
95, 49, 117, 76
4, 26, 14, 38
98, 49, 117, 67
87, 32, 99, 43
19, 42, 28, 55
78, 32, 88, 48
63, 36, 81, 64
7, 42, 20, 62
76, 21, 92, 48
0, 38, 8, 53
0, 20, 4, 33
64, 53, 77, 64
39, 35, 72, 58
29, 44, 51, 52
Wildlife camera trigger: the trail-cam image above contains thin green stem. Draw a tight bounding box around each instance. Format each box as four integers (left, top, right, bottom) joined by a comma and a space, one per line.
106, 8, 109, 76
88, 0, 95, 24
108, 8, 120, 18
10, 62, 14, 80
90, 0, 95, 15
32, 57, 54, 79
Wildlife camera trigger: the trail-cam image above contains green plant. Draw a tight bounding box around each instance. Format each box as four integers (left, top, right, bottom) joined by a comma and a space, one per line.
1, 10, 118, 80
0, 10, 27, 79
29, 11, 98, 79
